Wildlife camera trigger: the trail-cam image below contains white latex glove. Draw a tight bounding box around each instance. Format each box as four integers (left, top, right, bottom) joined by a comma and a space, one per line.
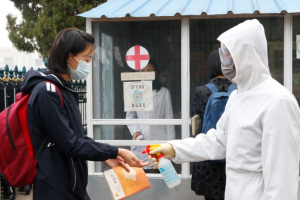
149, 143, 176, 169
133, 132, 141, 140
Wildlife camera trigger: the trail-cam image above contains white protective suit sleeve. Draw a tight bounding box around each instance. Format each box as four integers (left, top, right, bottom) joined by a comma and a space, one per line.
261, 99, 300, 199
164, 89, 175, 140
169, 111, 227, 163
126, 111, 141, 136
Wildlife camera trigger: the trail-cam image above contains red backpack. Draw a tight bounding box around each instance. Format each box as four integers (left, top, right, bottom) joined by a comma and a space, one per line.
0, 81, 63, 187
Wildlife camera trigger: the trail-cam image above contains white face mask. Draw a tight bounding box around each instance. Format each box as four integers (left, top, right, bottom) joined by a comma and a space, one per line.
68, 55, 91, 80
221, 63, 236, 81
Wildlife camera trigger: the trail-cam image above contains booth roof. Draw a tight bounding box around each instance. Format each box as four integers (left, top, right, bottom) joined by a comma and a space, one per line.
78, 0, 300, 18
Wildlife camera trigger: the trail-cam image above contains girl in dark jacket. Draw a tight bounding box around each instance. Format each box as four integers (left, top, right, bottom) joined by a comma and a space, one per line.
191, 50, 232, 200
22, 28, 149, 200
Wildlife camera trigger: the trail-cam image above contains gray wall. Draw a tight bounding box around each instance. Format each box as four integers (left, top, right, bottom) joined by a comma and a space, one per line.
88, 176, 300, 200
88, 176, 203, 200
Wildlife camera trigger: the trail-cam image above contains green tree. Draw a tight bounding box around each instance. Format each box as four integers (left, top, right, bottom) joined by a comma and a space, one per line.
6, 0, 104, 58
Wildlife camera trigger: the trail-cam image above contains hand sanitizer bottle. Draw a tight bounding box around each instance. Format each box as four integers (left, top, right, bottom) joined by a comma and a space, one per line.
156, 153, 181, 188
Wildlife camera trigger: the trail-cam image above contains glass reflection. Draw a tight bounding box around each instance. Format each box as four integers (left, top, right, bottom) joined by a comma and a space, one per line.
126, 59, 175, 171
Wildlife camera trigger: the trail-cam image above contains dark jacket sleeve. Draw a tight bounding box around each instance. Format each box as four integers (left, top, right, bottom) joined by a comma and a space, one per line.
31, 88, 118, 161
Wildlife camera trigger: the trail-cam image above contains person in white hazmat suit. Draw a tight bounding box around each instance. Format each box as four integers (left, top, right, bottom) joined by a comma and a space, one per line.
150, 19, 300, 200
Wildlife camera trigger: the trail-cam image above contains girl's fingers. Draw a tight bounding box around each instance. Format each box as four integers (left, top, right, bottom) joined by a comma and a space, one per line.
120, 161, 130, 172
117, 156, 124, 162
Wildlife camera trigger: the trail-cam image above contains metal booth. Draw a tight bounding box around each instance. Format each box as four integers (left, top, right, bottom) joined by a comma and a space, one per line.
79, 0, 300, 199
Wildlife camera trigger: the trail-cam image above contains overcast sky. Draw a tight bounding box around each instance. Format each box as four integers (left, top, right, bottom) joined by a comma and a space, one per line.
0, 0, 22, 48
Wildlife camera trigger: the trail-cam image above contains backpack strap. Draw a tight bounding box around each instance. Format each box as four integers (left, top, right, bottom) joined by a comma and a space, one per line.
205, 83, 219, 94
34, 136, 50, 160
34, 81, 63, 160
228, 83, 237, 94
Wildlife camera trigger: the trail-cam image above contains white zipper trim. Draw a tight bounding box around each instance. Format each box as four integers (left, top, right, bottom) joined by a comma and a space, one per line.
49, 74, 76, 92
47, 142, 55, 147
71, 157, 76, 191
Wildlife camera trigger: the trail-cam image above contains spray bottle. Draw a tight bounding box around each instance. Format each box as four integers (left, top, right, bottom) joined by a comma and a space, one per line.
142, 145, 181, 188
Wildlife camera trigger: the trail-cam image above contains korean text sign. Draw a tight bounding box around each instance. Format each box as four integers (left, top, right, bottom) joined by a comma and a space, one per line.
123, 81, 153, 111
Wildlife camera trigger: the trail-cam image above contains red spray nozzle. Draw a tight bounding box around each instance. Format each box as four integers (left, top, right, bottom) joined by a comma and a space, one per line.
141, 145, 161, 158
141, 145, 155, 158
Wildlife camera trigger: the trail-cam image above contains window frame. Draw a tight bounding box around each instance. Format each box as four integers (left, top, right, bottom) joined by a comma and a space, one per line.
85, 13, 294, 178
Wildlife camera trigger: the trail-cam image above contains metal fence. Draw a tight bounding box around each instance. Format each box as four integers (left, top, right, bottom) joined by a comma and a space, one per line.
0, 65, 25, 111
0, 65, 87, 134
0, 65, 27, 200
70, 79, 87, 134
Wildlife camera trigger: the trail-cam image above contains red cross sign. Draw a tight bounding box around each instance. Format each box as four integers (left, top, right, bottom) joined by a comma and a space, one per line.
126, 45, 150, 70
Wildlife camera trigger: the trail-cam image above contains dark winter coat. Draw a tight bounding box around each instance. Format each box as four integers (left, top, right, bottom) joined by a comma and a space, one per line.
21, 70, 118, 200
191, 78, 232, 199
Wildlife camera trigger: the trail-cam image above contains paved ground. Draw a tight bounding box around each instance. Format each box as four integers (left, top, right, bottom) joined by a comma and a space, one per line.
0, 180, 32, 200
15, 190, 33, 200
0, 190, 33, 200
10, 189, 204, 200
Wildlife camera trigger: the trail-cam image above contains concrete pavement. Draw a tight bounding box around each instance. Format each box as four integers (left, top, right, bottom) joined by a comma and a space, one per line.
15, 190, 33, 200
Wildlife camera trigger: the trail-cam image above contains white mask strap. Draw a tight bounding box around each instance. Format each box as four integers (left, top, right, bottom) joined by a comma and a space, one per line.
71, 54, 80, 63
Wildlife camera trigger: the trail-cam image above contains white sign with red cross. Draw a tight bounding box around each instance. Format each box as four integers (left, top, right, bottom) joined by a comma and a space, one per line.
126, 45, 150, 70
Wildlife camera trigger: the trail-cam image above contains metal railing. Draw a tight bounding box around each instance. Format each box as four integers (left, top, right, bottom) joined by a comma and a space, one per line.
70, 80, 87, 135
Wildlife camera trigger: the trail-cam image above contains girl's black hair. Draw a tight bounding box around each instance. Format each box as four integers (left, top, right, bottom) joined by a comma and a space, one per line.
206, 50, 223, 79
48, 28, 95, 74
148, 58, 162, 91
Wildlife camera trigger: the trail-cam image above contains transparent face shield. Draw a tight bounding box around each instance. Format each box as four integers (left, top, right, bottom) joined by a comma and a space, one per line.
218, 44, 234, 65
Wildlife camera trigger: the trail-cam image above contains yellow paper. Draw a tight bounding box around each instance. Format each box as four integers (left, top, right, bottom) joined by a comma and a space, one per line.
191, 114, 202, 136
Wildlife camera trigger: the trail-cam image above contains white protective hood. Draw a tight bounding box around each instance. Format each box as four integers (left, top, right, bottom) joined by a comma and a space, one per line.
217, 19, 271, 93
169, 19, 300, 200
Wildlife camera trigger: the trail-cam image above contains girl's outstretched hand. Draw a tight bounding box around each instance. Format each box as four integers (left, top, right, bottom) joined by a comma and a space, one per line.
118, 148, 150, 168
104, 156, 131, 172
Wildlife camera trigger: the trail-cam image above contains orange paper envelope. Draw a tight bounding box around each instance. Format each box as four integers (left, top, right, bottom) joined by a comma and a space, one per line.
104, 166, 151, 200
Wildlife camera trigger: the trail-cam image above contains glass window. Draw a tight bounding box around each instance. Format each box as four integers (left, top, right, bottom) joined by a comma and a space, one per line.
190, 17, 284, 121
293, 16, 300, 105
93, 125, 182, 140
91, 21, 183, 176
92, 21, 181, 120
